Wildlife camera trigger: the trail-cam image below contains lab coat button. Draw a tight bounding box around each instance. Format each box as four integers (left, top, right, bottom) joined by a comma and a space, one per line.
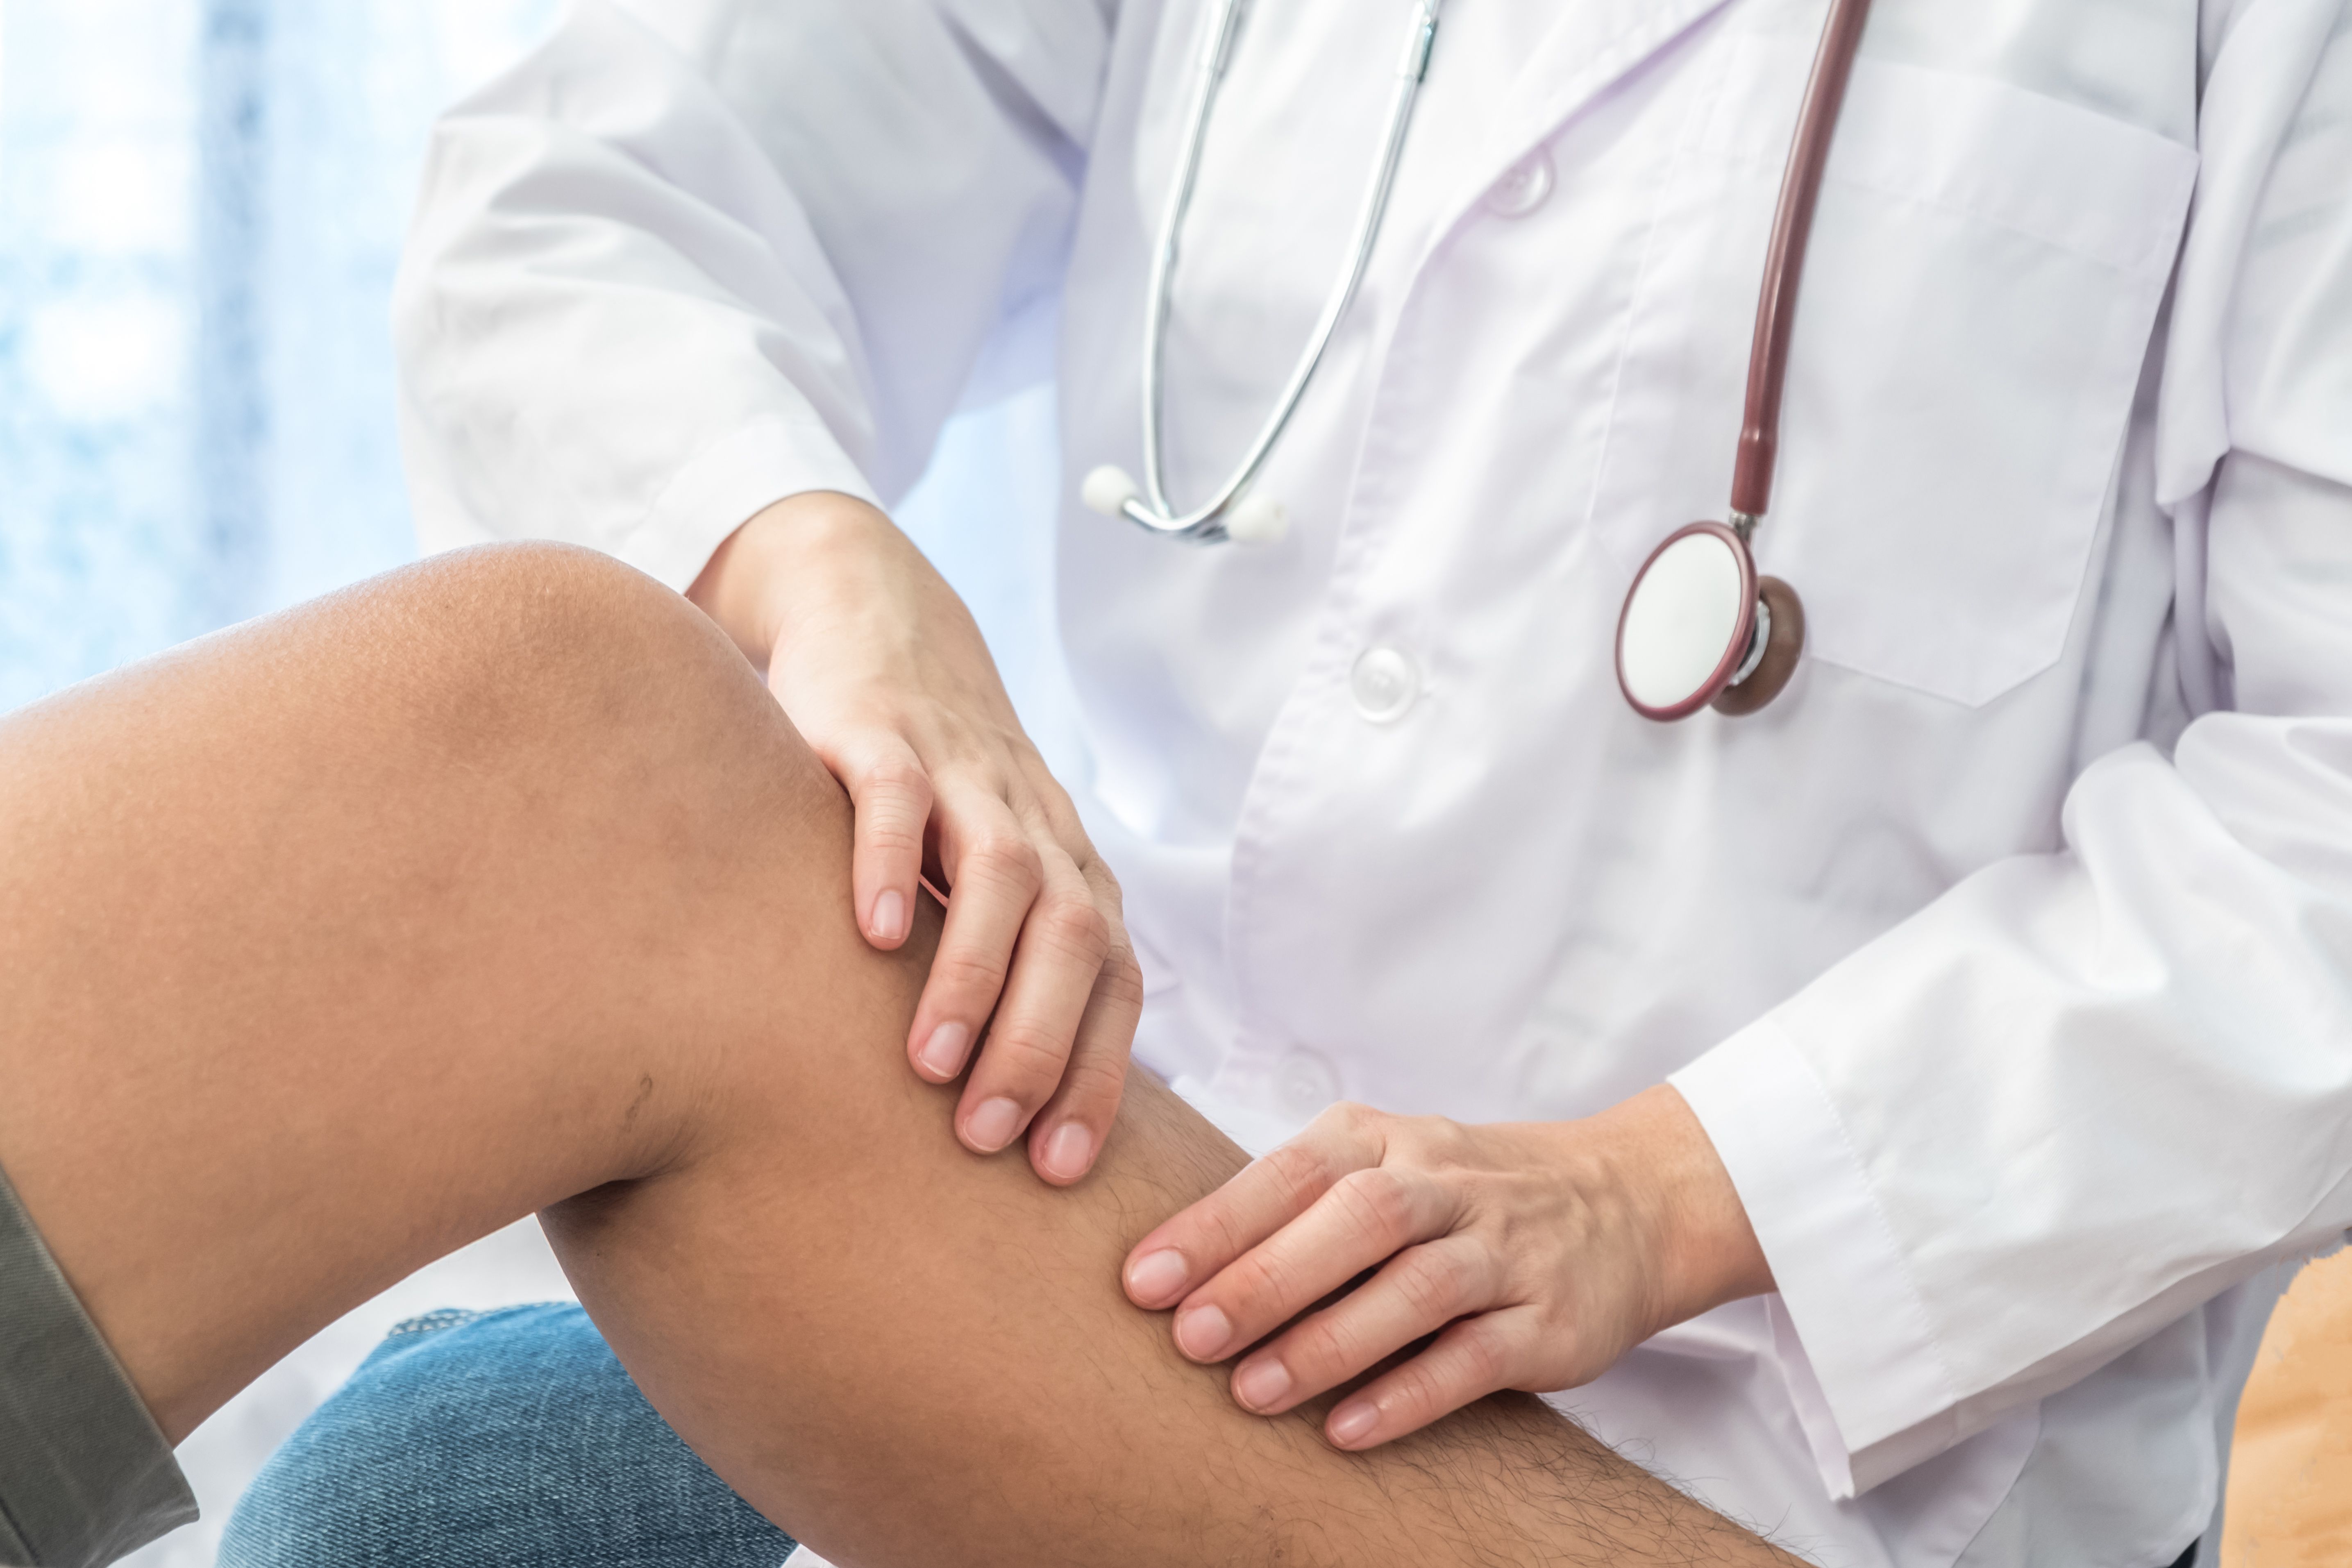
1485, 150, 1554, 218
1351, 645, 1419, 723
1274, 1048, 1343, 1119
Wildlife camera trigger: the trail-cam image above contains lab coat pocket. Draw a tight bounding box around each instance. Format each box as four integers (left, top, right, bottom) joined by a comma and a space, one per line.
1587, 41, 2197, 706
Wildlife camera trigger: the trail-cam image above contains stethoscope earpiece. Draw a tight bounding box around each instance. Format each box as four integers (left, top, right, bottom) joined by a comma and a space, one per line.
1082, 465, 1143, 520
1222, 492, 1289, 546
1084, 464, 1290, 546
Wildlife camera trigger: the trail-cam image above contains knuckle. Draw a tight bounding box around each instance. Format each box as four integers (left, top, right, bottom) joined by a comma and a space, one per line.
1295, 1314, 1371, 1378
859, 818, 926, 859
1389, 1363, 1453, 1424
967, 831, 1044, 890
1094, 946, 1147, 1012
1333, 1167, 1418, 1244
968, 765, 1017, 806
1451, 1323, 1512, 1390
1314, 1100, 1365, 1132
857, 753, 931, 799
1383, 1114, 1439, 1166
1394, 1248, 1470, 1321
1319, 1101, 1385, 1143
1230, 1250, 1301, 1318
1076, 851, 1127, 909
1077, 865, 1124, 926
1262, 1143, 1338, 1209
1199, 1206, 1258, 1264
1035, 892, 1112, 966
1418, 1115, 1476, 1167
1462, 1244, 1504, 1303
933, 946, 1011, 1000
1054, 1051, 1128, 1114
1057, 818, 1107, 871
1021, 776, 1077, 829
973, 1023, 1070, 1091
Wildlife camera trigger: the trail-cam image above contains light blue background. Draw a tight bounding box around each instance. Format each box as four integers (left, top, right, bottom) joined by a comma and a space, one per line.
0, 0, 1074, 754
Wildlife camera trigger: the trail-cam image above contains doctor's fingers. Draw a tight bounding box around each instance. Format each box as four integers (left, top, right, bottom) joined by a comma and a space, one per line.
1020, 889, 1145, 1186
831, 729, 935, 951
902, 781, 1036, 1085
926, 801, 1117, 1164
1225, 1234, 1505, 1418
1165, 1162, 1460, 1364
1319, 1308, 1544, 1451
1122, 1103, 1394, 1311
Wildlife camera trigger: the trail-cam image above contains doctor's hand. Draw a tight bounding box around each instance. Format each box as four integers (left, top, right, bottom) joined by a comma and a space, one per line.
689, 490, 1142, 1185
1121, 1086, 1773, 1449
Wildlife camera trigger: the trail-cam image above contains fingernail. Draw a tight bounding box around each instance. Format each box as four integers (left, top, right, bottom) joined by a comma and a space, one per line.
1174, 1303, 1233, 1361
1232, 1358, 1293, 1412
1125, 1248, 1189, 1305
1040, 1122, 1094, 1181
917, 1022, 971, 1080
1328, 1401, 1379, 1448
869, 889, 908, 944
965, 1096, 1022, 1153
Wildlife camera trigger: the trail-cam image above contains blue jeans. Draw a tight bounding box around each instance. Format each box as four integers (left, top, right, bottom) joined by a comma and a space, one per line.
221, 1304, 796, 1568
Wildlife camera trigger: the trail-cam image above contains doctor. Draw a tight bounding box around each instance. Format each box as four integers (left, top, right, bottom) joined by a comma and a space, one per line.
391, 0, 2352, 1564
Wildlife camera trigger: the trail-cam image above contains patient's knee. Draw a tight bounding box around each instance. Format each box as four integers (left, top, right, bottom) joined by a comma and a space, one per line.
367, 544, 833, 819
222, 1304, 795, 1568
390, 543, 759, 737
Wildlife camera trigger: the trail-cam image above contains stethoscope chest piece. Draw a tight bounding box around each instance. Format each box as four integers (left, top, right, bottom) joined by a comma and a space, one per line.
1095, 0, 1868, 724
1611, 0, 1870, 723
1615, 522, 1806, 720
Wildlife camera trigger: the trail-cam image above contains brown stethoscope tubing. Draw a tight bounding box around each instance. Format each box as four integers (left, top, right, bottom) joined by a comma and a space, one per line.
1614, 0, 1874, 721
1734, 0, 1873, 520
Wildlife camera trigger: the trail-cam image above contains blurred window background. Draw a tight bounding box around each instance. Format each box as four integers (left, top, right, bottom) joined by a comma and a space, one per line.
0, 0, 565, 705
0, 2, 1069, 1559
0, 0, 1073, 747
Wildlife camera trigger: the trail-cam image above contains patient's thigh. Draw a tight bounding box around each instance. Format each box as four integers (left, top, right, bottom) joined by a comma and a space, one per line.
0, 542, 875, 1442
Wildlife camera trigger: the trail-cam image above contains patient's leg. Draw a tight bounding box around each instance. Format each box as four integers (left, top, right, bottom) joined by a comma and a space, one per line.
0, 545, 1801, 1567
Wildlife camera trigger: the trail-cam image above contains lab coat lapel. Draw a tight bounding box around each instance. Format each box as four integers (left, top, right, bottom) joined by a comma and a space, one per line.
1382, 0, 1741, 320
1490, 0, 1740, 157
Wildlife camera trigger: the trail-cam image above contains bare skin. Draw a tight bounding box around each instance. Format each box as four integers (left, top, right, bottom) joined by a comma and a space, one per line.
694, 491, 1776, 1451
1129, 1093, 1775, 1452
0, 545, 1806, 1567
692, 490, 1142, 1185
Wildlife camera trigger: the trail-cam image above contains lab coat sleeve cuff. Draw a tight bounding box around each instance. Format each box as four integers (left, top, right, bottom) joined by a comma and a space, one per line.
1670, 1018, 1965, 1497
613, 413, 883, 594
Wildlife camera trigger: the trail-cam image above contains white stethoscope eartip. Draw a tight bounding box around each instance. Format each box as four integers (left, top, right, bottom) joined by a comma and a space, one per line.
1082, 465, 1143, 518
1084, 462, 1285, 544
1224, 490, 1289, 547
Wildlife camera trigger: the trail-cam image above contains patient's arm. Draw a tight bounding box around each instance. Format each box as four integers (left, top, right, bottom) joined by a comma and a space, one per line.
0, 545, 1805, 1568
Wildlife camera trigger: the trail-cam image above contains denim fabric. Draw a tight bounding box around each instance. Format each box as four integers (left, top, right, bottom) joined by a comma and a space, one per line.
220, 1304, 794, 1568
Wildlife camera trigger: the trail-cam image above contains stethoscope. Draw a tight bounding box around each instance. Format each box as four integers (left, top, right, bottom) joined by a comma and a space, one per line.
1083, 0, 1875, 722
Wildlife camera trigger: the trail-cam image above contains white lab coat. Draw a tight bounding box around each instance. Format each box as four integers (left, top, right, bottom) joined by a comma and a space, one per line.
395, 0, 2352, 1563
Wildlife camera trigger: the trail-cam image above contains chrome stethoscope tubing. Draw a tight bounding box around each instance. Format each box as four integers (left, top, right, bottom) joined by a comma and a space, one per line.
1084, 0, 1442, 545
